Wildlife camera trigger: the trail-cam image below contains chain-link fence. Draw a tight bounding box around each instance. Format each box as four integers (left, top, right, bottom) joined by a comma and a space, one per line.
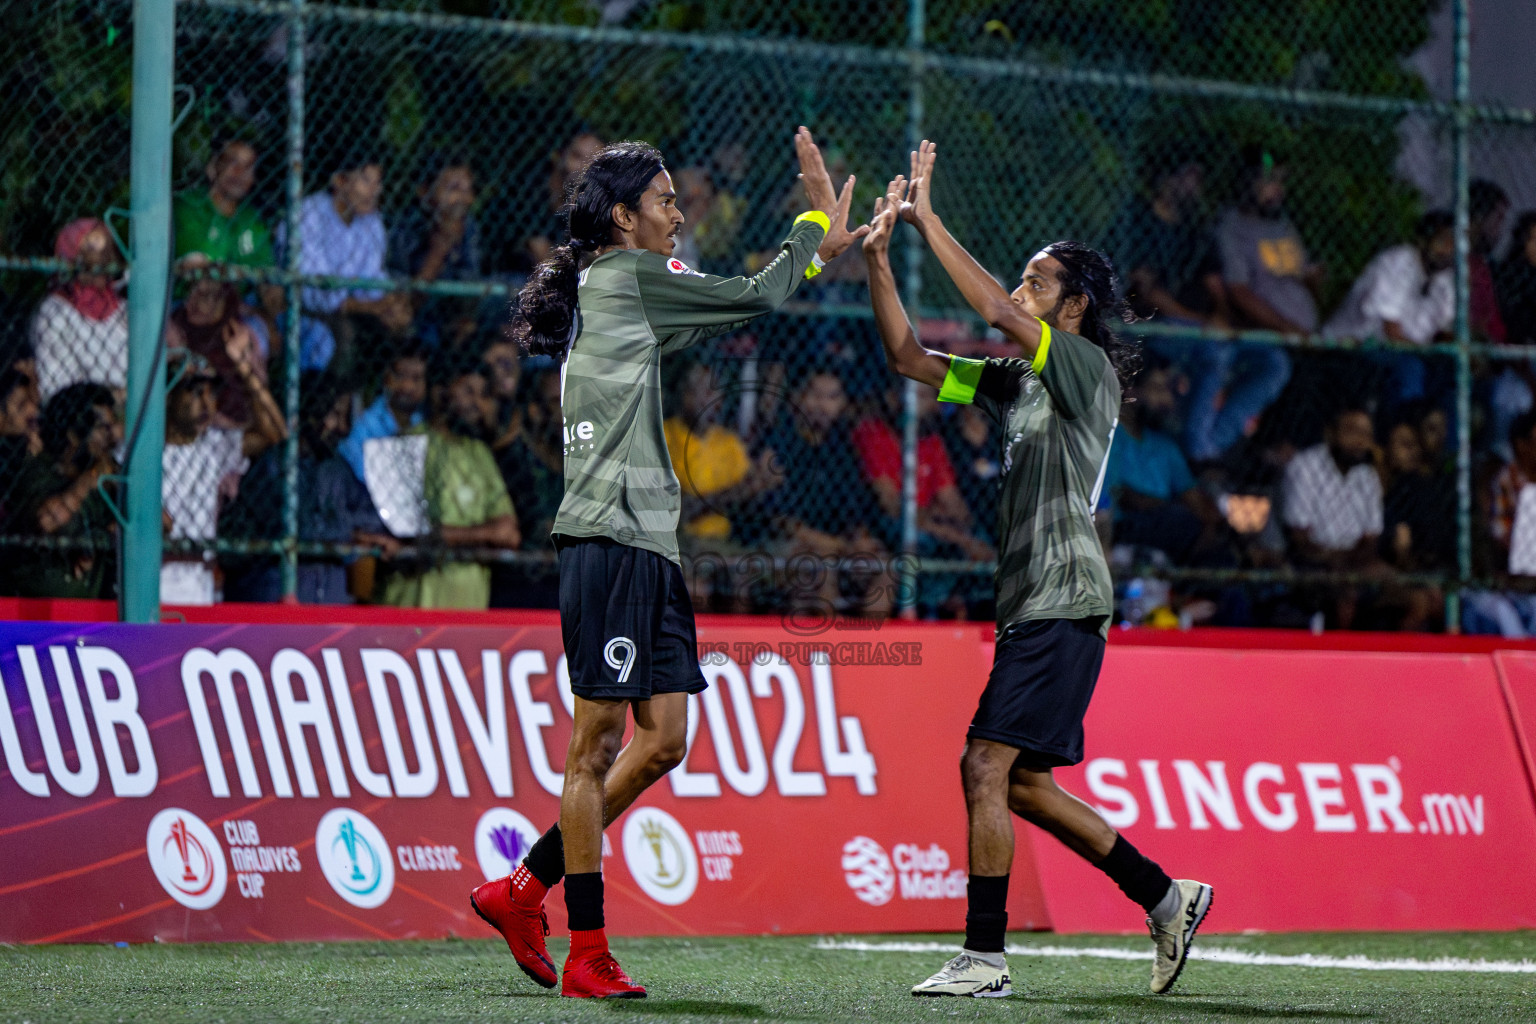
4, 0, 1536, 631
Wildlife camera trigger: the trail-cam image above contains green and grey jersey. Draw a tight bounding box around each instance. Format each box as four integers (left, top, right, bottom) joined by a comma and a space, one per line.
552, 217, 827, 563
939, 322, 1120, 635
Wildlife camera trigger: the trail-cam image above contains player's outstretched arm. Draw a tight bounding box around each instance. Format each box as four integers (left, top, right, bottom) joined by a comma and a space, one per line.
895, 140, 1044, 359
863, 192, 948, 389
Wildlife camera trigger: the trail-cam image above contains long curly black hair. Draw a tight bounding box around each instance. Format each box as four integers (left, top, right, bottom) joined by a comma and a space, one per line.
1043, 239, 1141, 390
508, 141, 666, 357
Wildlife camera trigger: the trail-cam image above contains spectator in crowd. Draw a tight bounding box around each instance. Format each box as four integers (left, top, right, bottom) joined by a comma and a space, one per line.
388, 155, 482, 347
338, 345, 428, 482
1497, 210, 1536, 347
1104, 357, 1225, 564
1470, 178, 1509, 343
172, 139, 283, 322
7, 383, 119, 598
523, 131, 604, 267
1282, 402, 1388, 627
1110, 155, 1226, 329
1464, 410, 1536, 637
491, 366, 562, 608
1324, 210, 1455, 405
671, 166, 744, 275
32, 218, 128, 402
220, 372, 398, 604
161, 347, 287, 605
1379, 418, 1452, 570
0, 362, 40, 461
852, 382, 993, 561
380, 360, 518, 609
1193, 148, 1313, 460
756, 366, 892, 617
278, 155, 412, 375
665, 360, 779, 547
481, 337, 523, 451
1486, 210, 1536, 460
166, 279, 272, 430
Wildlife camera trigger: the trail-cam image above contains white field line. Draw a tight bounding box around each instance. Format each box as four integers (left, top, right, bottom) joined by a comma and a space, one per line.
811, 938, 1536, 974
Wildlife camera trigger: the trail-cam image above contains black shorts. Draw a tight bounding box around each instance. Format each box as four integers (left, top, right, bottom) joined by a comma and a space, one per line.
967, 617, 1107, 768
555, 535, 707, 701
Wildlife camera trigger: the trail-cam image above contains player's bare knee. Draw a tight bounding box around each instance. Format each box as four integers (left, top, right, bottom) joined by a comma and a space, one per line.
644, 735, 687, 776
569, 729, 623, 778
960, 743, 1011, 798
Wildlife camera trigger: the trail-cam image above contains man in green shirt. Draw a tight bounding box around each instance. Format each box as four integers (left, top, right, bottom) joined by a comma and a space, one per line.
173, 140, 283, 321
469, 129, 867, 999
865, 143, 1211, 1000
381, 361, 519, 608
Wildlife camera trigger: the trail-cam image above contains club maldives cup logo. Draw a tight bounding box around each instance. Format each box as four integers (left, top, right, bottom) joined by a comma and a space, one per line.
146, 808, 228, 910
314, 809, 394, 909
621, 807, 698, 906
473, 807, 543, 882
841, 836, 895, 906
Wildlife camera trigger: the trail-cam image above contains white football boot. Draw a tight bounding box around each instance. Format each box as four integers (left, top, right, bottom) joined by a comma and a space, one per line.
911, 952, 1012, 998
1148, 879, 1213, 994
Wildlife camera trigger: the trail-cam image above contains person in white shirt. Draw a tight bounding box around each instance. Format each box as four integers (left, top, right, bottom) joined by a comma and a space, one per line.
1324, 211, 1455, 405
160, 344, 288, 606
1282, 403, 1391, 628
31, 219, 129, 402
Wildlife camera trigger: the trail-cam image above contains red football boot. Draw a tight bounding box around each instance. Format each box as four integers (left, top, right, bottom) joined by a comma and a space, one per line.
561, 929, 647, 999
469, 866, 558, 988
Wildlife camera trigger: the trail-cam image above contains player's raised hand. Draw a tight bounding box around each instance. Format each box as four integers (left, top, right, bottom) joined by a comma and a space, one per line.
794, 126, 871, 262
897, 140, 937, 226
862, 195, 897, 259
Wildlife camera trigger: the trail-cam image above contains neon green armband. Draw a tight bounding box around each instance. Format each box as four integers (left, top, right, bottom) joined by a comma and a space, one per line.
1031, 320, 1052, 375
938, 355, 986, 404
794, 210, 832, 234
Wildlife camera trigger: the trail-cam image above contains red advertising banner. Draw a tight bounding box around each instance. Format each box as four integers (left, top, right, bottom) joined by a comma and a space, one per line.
1032, 647, 1536, 933
0, 619, 1043, 944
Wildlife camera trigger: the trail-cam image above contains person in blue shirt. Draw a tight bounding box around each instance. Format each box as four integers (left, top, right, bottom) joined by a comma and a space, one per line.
338, 345, 427, 483
1104, 356, 1225, 563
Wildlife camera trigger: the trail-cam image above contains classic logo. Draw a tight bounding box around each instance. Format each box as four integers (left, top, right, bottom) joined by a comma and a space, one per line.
314, 809, 394, 908
621, 807, 698, 906
474, 807, 543, 882
841, 835, 894, 906
146, 808, 227, 910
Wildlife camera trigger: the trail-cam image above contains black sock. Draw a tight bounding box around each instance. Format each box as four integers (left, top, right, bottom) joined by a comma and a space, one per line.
1097, 835, 1173, 913
524, 824, 565, 888
565, 871, 604, 932
963, 874, 1009, 953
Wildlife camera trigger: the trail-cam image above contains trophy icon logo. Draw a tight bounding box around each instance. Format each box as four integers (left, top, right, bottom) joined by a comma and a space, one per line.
621, 807, 699, 907
641, 819, 672, 881
315, 810, 394, 909
146, 808, 227, 910
474, 808, 541, 882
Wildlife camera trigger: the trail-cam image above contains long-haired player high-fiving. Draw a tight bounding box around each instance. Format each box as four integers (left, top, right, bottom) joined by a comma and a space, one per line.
469, 128, 867, 999
863, 141, 1212, 999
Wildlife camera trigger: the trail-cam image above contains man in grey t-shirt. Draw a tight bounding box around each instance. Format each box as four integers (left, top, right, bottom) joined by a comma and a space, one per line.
1183, 150, 1312, 460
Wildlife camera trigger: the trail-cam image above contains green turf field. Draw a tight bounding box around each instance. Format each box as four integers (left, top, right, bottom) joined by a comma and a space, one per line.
3, 931, 1534, 1023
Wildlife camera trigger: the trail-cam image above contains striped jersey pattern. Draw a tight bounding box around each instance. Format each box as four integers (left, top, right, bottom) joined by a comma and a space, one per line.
552, 219, 825, 563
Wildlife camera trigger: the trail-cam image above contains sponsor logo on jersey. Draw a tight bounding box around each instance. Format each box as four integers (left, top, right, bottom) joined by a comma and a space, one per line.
315, 809, 394, 908
474, 807, 542, 882
146, 809, 228, 909
622, 807, 698, 905
666, 258, 702, 277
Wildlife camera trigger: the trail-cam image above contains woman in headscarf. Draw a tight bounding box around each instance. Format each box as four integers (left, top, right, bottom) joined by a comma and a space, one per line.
31, 218, 129, 402
166, 275, 272, 430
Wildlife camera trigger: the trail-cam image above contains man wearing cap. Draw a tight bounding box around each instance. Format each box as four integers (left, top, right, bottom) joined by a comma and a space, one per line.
161, 342, 287, 605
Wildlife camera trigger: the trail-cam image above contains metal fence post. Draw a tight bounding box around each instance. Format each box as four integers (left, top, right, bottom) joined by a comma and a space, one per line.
1450, 0, 1472, 630
121, 0, 176, 623
281, 0, 306, 601
897, 0, 925, 617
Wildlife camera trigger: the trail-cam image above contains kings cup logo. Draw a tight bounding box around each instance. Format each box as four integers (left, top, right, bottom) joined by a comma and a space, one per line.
473, 807, 542, 882
146, 809, 227, 909
841, 836, 895, 906
621, 807, 698, 906
314, 809, 394, 908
